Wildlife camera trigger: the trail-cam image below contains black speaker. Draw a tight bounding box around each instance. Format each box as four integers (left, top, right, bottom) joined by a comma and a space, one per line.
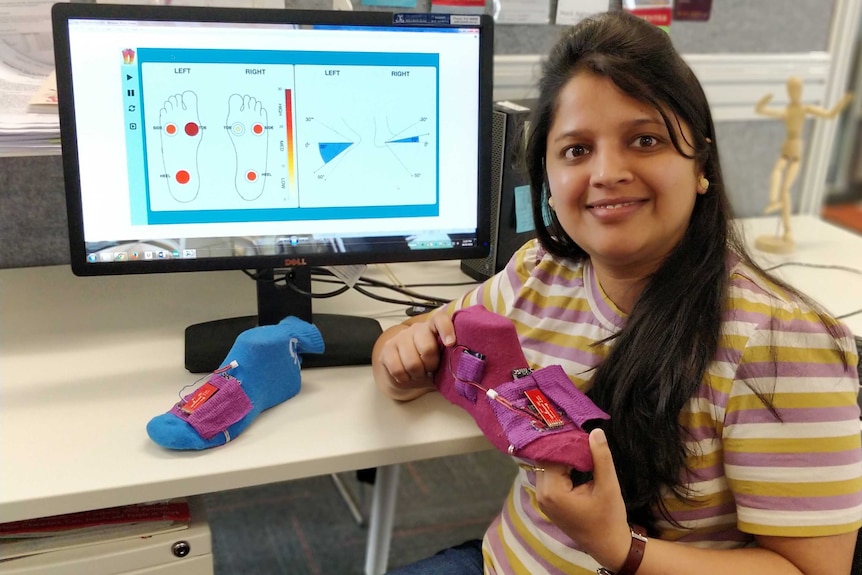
461, 100, 537, 281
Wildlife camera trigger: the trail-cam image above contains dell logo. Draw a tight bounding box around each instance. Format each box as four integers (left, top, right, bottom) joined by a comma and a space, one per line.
283, 258, 308, 266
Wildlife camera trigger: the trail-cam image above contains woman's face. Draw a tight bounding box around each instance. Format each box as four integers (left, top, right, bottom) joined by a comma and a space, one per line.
544, 72, 706, 273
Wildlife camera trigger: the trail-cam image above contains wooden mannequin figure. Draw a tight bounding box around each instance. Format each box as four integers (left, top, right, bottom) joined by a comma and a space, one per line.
754, 76, 852, 254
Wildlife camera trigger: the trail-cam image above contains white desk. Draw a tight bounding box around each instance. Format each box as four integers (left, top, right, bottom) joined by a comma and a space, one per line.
739, 216, 862, 337
0, 260, 490, 574
1, 216, 860, 573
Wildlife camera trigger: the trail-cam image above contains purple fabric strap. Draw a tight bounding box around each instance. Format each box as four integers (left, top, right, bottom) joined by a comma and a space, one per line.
486, 365, 609, 450
531, 366, 609, 428
454, 350, 485, 403
170, 374, 253, 440
486, 370, 568, 450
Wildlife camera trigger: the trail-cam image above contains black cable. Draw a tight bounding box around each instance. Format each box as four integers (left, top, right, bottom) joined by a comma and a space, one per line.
764, 262, 862, 320
311, 267, 451, 306
763, 261, 862, 275
242, 268, 350, 298
298, 273, 446, 307
242, 269, 297, 285
241, 269, 266, 281
759, 262, 862, 320
353, 277, 450, 305
241, 266, 462, 306
311, 273, 478, 289
351, 284, 441, 307
401, 281, 481, 288
301, 266, 480, 287
836, 309, 862, 320
334, 276, 450, 307
285, 279, 351, 299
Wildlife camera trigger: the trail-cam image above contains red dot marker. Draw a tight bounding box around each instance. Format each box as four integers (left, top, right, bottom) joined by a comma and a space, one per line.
176, 170, 190, 184
185, 122, 199, 137
246, 171, 257, 182
165, 124, 177, 135
252, 123, 264, 135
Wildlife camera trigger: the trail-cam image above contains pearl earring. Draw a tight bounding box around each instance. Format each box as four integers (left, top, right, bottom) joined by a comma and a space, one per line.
548, 195, 555, 209
698, 176, 710, 193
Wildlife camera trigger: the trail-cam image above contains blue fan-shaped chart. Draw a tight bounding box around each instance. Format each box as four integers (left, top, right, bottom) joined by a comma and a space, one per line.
318, 142, 353, 164
388, 135, 420, 143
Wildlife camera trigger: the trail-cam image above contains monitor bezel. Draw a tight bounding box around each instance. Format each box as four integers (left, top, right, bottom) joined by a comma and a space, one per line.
52, 3, 494, 277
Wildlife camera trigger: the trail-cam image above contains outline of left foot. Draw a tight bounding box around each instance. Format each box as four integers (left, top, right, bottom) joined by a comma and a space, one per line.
159, 91, 203, 203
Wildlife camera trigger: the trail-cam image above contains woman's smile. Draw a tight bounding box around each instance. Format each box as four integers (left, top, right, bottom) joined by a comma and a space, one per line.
586, 198, 649, 220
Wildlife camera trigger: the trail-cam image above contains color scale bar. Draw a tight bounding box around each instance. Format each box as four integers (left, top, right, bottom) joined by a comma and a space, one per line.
285, 89, 296, 188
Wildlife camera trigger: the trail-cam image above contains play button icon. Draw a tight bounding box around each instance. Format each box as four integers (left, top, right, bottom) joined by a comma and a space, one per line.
126, 74, 133, 80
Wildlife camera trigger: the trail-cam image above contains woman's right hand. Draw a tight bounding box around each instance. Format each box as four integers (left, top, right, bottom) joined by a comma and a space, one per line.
371, 311, 457, 401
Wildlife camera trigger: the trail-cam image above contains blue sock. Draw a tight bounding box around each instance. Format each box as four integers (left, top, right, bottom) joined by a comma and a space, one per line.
147, 316, 324, 450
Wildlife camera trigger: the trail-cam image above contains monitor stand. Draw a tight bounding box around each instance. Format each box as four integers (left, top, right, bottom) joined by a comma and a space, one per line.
184, 268, 383, 373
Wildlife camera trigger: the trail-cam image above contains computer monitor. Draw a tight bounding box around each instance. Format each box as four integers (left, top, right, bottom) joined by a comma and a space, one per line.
52, 3, 493, 372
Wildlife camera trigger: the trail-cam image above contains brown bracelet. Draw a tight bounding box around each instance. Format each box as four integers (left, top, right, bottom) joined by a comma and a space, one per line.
596, 524, 647, 575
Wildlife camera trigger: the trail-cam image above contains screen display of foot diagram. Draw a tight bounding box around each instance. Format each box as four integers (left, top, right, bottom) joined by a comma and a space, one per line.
128, 49, 439, 225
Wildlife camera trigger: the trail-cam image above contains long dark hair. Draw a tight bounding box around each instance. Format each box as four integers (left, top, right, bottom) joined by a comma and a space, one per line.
524, 10, 846, 531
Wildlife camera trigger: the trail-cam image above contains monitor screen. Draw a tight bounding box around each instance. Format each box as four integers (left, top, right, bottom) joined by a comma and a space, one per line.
52, 4, 493, 371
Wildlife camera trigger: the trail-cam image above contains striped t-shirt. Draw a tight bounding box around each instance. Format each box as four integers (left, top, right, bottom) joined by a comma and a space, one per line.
448, 239, 862, 575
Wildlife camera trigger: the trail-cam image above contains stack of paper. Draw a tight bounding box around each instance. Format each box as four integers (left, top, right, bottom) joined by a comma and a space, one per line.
0, 62, 59, 156
0, 0, 62, 155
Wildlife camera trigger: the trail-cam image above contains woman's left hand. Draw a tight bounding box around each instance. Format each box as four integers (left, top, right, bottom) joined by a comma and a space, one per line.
534, 428, 632, 572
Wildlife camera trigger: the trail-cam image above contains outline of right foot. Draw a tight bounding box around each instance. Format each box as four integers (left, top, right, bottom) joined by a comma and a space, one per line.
226, 94, 268, 201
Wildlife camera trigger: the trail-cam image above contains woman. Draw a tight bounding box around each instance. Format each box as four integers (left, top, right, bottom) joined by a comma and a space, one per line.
372, 10, 861, 575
